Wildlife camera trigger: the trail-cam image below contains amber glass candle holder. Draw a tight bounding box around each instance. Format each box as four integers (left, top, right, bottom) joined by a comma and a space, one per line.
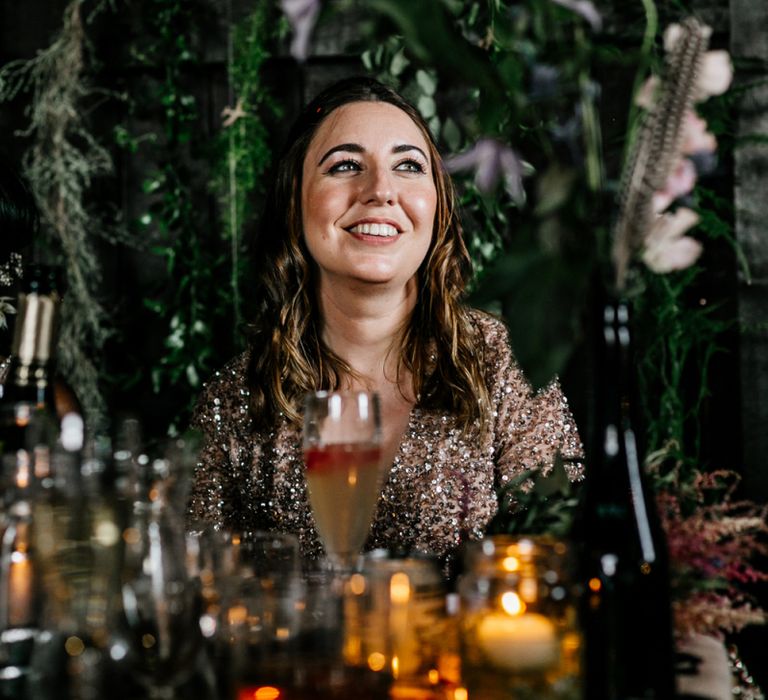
458, 536, 580, 700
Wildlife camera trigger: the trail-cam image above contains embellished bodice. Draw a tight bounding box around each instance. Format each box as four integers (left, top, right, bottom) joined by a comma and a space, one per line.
187, 310, 583, 559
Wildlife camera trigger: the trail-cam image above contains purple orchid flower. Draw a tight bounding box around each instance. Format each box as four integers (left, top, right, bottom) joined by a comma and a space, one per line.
550, 0, 602, 32
445, 138, 528, 205
280, 0, 321, 62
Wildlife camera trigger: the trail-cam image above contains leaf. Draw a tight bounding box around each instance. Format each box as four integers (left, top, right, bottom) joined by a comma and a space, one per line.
470, 250, 592, 389
369, 0, 505, 108
417, 94, 436, 119
415, 68, 436, 96
390, 47, 410, 76
533, 165, 577, 217
442, 117, 461, 151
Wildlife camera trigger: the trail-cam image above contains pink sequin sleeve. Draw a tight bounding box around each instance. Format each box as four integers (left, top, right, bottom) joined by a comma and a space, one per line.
475, 312, 584, 484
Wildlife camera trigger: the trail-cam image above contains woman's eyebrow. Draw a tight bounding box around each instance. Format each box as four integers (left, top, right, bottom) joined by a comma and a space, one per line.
317, 142, 429, 166
318, 143, 364, 165
392, 144, 428, 161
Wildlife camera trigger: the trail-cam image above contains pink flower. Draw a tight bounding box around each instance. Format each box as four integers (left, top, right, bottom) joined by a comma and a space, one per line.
652, 158, 697, 214
445, 138, 528, 205
280, 0, 321, 62
634, 76, 659, 110
680, 110, 717, 155
642, 207, 703, 273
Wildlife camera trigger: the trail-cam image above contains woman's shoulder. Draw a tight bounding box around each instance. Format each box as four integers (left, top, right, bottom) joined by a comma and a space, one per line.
191, 349, 252, 433
465, 307, 512, 355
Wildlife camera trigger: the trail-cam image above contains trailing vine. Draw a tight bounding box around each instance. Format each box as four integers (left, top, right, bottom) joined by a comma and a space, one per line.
0, 0, 120, 430
211, 0, 281, 340
118, 0, 223, 435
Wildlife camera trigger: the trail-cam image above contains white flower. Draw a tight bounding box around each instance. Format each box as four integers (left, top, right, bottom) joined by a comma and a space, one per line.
549, 0, 602, 32
693, 51, 733, 101
634, 75, 660, 110
663, 23, 712, 52
221, 98, 247, 128
642, 207, 703, 274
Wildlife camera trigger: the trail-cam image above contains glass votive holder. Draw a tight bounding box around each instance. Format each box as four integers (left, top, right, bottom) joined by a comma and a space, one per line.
457, 535, 581, 700
343, 550, 448, 699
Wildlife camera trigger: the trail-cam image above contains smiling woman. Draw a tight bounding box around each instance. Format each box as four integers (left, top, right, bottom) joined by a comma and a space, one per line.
187, 77, 584, 569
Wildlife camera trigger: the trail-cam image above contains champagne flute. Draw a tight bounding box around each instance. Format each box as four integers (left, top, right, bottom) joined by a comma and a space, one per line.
303, 391, 383, 576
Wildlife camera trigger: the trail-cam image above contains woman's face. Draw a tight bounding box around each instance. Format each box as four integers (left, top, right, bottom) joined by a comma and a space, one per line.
301, 101, 437, 291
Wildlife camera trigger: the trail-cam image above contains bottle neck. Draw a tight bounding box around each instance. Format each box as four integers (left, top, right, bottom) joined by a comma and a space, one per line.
592, 298, 640, 469
5, 289, 59, 398
588, 298, 661, 563
12, 290, 58, 368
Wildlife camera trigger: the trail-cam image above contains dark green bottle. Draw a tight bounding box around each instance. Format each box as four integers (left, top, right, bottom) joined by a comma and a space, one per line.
572, 299, 676, 699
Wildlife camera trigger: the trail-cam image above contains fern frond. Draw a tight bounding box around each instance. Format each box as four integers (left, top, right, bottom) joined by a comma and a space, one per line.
612, 18, 710, 291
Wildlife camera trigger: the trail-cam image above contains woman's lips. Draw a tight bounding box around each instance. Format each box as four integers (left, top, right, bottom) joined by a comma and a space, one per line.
346, 222, 400, 237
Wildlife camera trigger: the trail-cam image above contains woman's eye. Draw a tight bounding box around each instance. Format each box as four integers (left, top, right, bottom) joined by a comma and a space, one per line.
328, 159, 361, 173
395, 159, 426, 174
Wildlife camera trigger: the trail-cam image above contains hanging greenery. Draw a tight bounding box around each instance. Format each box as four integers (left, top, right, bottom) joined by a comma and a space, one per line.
116, 0, 226, 434
211, 0, 282, 339
0, 0, 120, 430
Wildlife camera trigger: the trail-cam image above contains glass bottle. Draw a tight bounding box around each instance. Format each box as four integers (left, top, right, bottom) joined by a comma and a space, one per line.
571, 298, 675, 699
0, 264, 62, 699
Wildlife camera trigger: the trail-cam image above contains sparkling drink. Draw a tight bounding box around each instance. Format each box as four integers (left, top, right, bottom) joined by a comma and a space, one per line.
305, 443, 382, 566
303, 391, 382, 573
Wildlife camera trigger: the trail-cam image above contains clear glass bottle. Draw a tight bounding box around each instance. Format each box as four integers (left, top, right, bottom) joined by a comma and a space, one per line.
571, 299, 675, 699
0, 264, 61, 699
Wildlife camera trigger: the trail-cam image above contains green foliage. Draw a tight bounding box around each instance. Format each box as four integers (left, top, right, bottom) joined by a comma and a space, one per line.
485, 457, 581, 538
0, 0, 118, 430
211, 0, 282, 339
120, 0, 235, 434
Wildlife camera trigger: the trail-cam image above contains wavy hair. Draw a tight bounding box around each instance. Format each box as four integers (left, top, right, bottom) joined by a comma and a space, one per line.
246, 77, 490, 433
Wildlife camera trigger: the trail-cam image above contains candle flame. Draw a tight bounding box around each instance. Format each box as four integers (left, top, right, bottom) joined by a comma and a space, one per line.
501, 556, 519, 572
500, 591, 526, 616
15, 450, 30, 489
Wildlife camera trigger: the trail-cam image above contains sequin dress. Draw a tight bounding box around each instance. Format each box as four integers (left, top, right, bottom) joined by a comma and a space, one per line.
188, 310, 583, 560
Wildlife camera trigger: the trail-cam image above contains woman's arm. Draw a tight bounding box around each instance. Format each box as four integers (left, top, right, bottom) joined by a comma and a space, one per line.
473, 311, 584, 484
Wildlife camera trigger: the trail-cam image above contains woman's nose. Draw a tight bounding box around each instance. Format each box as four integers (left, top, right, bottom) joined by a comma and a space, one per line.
359, 165, 396, 205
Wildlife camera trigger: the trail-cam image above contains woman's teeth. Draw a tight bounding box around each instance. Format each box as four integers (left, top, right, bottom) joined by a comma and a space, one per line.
348, 223, 399, 237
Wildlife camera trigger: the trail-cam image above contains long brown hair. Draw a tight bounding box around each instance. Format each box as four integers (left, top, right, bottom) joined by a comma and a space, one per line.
246, 77, 490, 433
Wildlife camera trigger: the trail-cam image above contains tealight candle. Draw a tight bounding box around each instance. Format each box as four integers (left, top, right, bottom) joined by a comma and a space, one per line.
476, 612, 559, 672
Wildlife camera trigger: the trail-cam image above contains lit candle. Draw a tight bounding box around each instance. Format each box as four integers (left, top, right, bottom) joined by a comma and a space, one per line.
389, 571, 420, 676
476, 611, 558, 672
8, 551, 33, 628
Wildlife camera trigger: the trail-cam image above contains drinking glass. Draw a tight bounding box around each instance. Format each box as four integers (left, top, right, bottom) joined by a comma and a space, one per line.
116, 437, 211, 700
302, 391, 383, 575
